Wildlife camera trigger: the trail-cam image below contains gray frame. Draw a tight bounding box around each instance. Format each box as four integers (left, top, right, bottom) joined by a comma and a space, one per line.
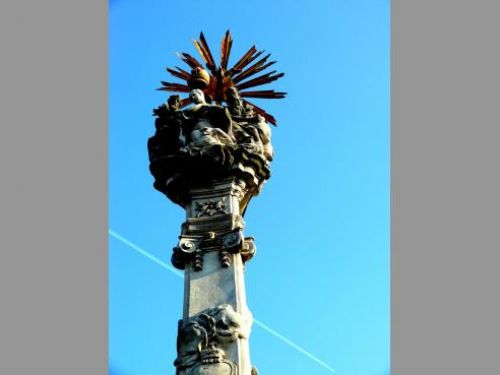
392, 1, 499, 374
0, 1, 107, 374
1, 0, 499, 374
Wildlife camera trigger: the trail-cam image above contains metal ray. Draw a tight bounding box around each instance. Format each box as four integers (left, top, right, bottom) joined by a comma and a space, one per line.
199, 32, 216, 70
236, 72, 285, 90
232, 59, 276, 84
240, 90, 287, 99
193, 34, 217, 74
166, 67, 190, 81
230, 45, 257, 72
158, 82, 191, 92
243, 99, 277, 125
220, 30, 233, 69
178, 52, 203, 69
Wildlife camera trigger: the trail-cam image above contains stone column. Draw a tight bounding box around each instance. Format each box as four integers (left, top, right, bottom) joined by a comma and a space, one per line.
174, 177, 256, 375
148, 96, 271, 375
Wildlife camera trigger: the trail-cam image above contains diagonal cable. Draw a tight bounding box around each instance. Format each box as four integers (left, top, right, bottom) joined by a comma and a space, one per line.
109, 229, 336, 373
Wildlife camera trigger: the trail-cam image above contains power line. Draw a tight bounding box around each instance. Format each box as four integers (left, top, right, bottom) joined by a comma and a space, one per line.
109, 229, 336, 374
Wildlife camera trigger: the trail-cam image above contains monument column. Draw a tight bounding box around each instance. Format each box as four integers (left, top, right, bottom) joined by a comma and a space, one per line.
148, 31, 285, 375
176, 176, 257, 375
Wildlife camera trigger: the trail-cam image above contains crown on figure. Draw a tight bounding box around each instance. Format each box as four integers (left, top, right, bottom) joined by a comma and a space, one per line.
188, 67, 210, 89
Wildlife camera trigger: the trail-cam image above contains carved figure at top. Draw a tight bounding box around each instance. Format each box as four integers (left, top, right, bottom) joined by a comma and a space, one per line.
187, 89, 209, 112
243, 103, 255, 117
149, 94, 185, 158
182, 89, 236, 150
153, 94, 183, 130
149, 32, 285, 202
226, 87, 245, 117
254, 115, 273, 161
168, 94, 183, 112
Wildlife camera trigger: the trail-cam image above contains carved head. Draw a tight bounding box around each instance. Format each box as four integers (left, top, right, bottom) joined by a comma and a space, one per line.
226, 87, 240, 102
190, 125, 234, 148
210, 304, 251, 344
191, 126, 217, 147
167, 95, 182, 111
226, 87, 244, 116
189, 89, 206, 105
244, 103, 255, 117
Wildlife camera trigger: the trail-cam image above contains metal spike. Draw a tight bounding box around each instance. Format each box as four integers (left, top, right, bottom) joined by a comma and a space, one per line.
233, 58, 276, 83
175, 66, 191, 76
164, 32, 285, 124
236, 72, 285, 90
199, 32, 216, 70
230, 45, 257, 72
240, 90, 287, 99
193, 36, 216, 73
220, 30, 233, 69
166, 67, 190, 81
158, 82, 191, 92
193, 40, 209, 64
230, 50, 264, 75
179, 52, 203, 69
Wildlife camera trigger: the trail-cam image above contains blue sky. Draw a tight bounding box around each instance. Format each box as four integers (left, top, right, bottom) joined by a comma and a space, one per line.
109, 1, 389, 374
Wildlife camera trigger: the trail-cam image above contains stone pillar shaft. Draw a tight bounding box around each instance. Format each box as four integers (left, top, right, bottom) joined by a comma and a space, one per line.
172, 178, 256, 375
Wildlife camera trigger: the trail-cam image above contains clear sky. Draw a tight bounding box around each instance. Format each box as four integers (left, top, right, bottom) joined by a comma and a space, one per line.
109, 1, 389, 374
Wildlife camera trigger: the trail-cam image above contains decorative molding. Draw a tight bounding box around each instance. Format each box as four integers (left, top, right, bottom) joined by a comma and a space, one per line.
241, 237, 256, 263
172, 230, 250, 271
195, 199, 226, 217
187, 359, 237, 375
182, 213, 245, 236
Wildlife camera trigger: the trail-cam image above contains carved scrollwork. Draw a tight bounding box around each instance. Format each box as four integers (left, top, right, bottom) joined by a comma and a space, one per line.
221, 231, 243, 253
175, 305, 251, 373
173, 235, 203, 270
241, 237, 257, 263
179, 237, 201, 254
172, 230, 246, 271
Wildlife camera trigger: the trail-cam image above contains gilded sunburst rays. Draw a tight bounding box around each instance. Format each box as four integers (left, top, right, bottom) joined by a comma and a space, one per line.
158, 31, 286, 125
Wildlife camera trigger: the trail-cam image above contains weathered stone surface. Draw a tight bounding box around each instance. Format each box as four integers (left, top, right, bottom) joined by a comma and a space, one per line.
176, 179, 254, 374
170, 177, 258, 271
148, 89, 272, 209
175, 302, 252, 375
187, 361, 237, 375
150, 86, 275, 375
